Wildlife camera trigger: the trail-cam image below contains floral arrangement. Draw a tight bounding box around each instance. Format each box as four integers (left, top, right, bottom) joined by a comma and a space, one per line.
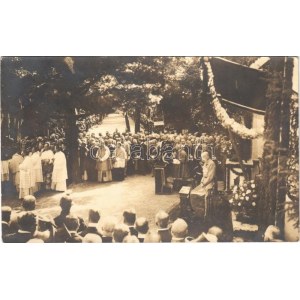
229, 180, 258, 223
203, 58, 264, 140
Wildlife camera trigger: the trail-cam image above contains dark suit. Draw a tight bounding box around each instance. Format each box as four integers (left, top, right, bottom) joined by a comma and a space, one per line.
4, 231, 33, 243
128, 226, 138, 237
80, 226, 102, 238
102, 236, 113, 243
157, 228, 172, 243
65, 232, 83, 243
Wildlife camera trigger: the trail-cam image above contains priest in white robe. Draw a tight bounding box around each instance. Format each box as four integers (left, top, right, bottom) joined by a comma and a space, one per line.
51, 147, 68, 192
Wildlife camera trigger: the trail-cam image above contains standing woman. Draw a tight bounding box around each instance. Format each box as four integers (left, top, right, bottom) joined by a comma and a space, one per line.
51, 145, 68, 192
19, 148, 34, 199
41, 142, 54, 190
31, 145, 43, 194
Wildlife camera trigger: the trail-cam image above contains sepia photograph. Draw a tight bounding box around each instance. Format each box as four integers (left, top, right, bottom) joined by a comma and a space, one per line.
1, 56, 299, 243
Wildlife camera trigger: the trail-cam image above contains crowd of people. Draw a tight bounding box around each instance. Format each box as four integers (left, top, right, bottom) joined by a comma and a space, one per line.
1, 193, 228, 243
1, 130, 68, 199
1, 193, 283, 243
77, 128, 232, 184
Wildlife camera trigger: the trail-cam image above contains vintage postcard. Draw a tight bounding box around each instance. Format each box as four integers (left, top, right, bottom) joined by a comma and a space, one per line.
1, 56, 299, 243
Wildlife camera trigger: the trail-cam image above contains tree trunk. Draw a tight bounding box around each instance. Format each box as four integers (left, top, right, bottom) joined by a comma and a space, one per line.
65, 110, 80, 184
135, 105, 141, 133
124, 112, 131, 132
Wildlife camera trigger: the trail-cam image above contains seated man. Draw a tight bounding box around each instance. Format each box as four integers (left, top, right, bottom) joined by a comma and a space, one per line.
35, 215, 57, 243
171, 218, 188, 243
155, 210, 172, 243
83, 233, 102, 243
64, 214, 83, 243
113, 224, 130, 243
123, 208, 138, 237
54, 195, 86, 242
80, 209, 102, 238
22, 195, 36, 211
9, 195, 37, 233
54, 195, 73, 228
135, 217, 149, 243
100, 216, 117, 243
2, 206, 13, 241
5, 212, 37, 243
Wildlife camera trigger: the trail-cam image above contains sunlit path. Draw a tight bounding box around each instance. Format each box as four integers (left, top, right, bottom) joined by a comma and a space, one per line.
89, 112, 135, 135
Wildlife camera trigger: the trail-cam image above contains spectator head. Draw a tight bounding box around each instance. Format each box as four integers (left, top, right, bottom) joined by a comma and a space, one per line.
201, 151, 210, 162
2, 206, 12, 223
59, 195, 73, 213
155, 210, 169, 229
264, 225, 281, 242
100, 216, 117, 237
171, 218, 188, 242
135, 217, 149, 235
123, 235, 140, 243
113, 224, 130, 243
144, 231, 161, 243
18, 212, 37, 234
64, 214, 80, 232
44, 142, 50, 150
22, 195, 36, 211
83, 233, 102, 243
88, 209, 101, 224
208, 226, 224, 242
123, 208, 136, 226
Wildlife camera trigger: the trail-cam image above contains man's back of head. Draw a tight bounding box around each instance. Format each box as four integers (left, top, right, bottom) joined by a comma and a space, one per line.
113, 224, 130, 243
123, 208, 136, 226
22, 195, 36, 211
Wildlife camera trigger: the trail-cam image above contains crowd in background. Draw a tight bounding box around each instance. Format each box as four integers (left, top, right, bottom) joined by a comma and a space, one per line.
78, 128, 232, 184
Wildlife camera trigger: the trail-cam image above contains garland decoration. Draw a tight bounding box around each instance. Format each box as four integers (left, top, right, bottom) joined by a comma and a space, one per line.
203, 58, 264, 140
